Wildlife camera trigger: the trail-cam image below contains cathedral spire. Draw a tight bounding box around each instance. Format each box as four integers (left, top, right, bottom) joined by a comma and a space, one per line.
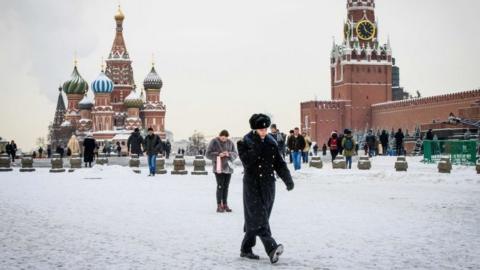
105, 5, 134, 87
54, 86, 66, 126
109, 5, 129, 59
115, 4, 125, 21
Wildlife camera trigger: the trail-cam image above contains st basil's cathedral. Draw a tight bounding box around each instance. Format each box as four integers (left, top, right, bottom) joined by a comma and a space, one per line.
49, 6, 166, 149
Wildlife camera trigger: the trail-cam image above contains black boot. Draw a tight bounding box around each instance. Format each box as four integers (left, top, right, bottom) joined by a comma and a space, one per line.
268, 244, 284, 264
240, 252, 260, 260
223, 204, 232, 213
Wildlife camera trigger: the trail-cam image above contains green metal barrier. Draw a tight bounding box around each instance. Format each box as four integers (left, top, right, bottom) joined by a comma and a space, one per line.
423, 140, 478, 165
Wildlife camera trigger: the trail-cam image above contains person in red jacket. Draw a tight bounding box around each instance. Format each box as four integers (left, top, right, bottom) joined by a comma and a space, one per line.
327, 131, 340, 161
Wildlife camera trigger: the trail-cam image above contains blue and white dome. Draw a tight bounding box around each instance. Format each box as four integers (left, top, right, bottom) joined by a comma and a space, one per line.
91, 71, 114, 94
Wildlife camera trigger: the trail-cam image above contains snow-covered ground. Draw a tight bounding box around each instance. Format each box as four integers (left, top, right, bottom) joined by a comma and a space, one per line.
0, 156, 479, 270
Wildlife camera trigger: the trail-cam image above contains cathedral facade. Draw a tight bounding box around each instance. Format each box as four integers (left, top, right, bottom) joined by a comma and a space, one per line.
301, 0, 480, 144
51, 6, 166, 148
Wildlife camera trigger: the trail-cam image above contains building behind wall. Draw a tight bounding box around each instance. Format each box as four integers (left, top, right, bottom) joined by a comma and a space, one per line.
391, 58, 409, 101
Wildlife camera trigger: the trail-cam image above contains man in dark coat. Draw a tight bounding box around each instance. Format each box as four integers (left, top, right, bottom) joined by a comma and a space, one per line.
379, 130, 389, 155
5, 142, 11, 159
9, 140, 17, 162
286, 130, 294, 164
165, 140, 171, 159
56, 145, 65, 158
365, 130, 377, 157
269, 124, 287, 158
143, 128, 162, 176
286, 127, 306, 170
83, 134, 96, 167
127, 128, 144, 156
237, 113, 294, 264
395, 128, 405, 156
426, 129, 434, 141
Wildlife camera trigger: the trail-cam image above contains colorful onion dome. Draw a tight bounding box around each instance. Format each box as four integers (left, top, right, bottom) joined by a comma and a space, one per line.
143, 66, 163, 90
78, 93, 94, 110
63, 65, 88, 95
91, 71, 114, 94
124, 90, 143, 108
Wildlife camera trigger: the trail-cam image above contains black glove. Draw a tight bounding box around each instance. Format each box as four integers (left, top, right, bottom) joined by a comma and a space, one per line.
286, 181, 294, 191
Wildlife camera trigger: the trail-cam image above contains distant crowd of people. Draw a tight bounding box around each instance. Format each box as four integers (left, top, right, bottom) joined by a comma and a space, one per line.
4, 140, 17, 162
264, 126, 409, 170
320, 128, 407, 169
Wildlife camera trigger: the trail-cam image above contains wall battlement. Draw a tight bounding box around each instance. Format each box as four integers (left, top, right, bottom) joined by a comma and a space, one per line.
301, 100, 349, 110
372, 89, 480, 111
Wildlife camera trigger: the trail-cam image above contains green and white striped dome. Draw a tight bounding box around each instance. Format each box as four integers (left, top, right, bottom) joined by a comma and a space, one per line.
63, 66, 88, 95
124, 90, 143, 108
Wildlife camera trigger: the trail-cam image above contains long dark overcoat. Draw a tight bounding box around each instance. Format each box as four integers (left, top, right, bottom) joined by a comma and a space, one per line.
237, 132, 293, 233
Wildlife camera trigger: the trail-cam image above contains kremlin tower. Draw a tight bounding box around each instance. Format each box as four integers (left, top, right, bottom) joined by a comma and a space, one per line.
51, 5, 167, 148
301, 0, 480, 146
330, 0, 393, 131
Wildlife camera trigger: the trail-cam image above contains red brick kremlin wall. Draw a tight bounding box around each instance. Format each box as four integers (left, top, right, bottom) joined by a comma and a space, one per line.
371, 89, 480, 133
300, 100, 349, 145
302, 89, 480, 144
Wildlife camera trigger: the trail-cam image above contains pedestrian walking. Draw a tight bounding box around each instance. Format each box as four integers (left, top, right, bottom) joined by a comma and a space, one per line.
67, 135, 80, 156
237, 113, 294, 264
287, 128, 306, 170
327, 131, 340, 161
83, 134, 96, 167
269, 124, 287, 158
341, 129, 356, 169
395, 128, 405, 156
127, 128, 144, 156
302, 132, 312, 163
143, 127, 162, 176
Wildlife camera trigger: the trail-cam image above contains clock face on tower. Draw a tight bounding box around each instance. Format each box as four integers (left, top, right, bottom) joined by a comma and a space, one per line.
355, 20, 376, 41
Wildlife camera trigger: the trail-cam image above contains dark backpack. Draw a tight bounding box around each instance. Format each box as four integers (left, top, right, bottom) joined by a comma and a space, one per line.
344, 137, 354, 151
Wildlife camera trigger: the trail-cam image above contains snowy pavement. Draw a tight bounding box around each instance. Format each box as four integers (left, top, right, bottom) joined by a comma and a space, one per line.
0, 157, 479, 270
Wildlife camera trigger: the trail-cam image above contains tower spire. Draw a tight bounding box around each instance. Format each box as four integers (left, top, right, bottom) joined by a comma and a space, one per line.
115, 4, 125, 21
105, 4, 134, 88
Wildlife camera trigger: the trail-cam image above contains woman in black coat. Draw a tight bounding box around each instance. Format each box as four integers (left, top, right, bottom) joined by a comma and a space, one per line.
237, 114, 294, 264
83, 135, 96, 167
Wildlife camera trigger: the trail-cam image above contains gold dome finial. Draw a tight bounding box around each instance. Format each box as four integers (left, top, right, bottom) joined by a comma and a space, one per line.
115, 4, 125, 20
100, 56, 105, 71
151, 53, 155, 67
74, 50, 78, 66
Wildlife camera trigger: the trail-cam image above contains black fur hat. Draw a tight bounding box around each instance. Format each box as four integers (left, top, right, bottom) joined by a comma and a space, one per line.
249, 114, 271, 130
